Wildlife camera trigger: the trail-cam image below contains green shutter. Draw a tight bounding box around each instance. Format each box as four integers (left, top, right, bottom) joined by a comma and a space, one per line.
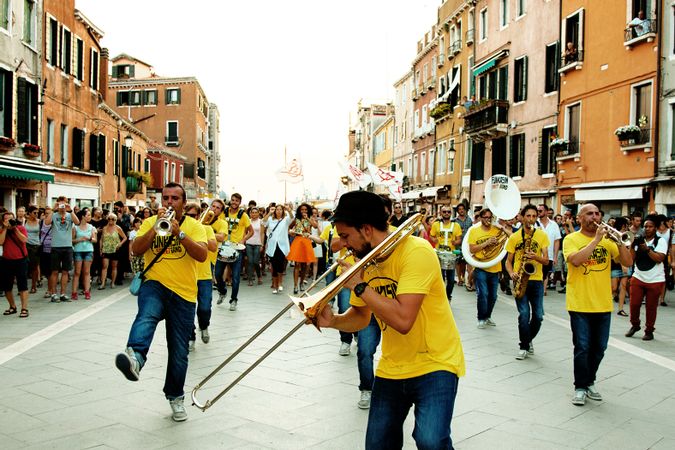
98, 134, 106, 172
519, 136, 525, 177
523, 56, 528, 101
129, 65, 135, 78
89, 134, 98, 171
538, 129, 545, 175
176, 88, 181, 104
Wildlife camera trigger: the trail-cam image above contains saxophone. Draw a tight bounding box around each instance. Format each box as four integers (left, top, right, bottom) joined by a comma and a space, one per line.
513, 227, 536, 301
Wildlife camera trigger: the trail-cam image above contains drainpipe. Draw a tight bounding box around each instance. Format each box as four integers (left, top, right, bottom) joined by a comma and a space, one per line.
653, 0, 663, 212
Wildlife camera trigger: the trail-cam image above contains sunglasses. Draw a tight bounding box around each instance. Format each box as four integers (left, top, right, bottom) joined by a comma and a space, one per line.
186, 213, 198, 218
481, 216, 493, 220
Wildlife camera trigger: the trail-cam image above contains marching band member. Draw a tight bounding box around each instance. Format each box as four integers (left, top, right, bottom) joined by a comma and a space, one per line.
115, 183, 207, 422
563, 203, 631, 406
184, 203, 218, 351
505, 205, 550, 360
430, 206, 462, 301
316, 191, 465, 449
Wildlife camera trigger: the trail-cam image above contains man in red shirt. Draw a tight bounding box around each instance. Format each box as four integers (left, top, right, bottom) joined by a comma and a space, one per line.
1, 211, 30, 317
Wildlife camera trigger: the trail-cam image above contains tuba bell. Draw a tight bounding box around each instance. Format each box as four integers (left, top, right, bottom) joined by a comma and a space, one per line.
461, 174, 521, 269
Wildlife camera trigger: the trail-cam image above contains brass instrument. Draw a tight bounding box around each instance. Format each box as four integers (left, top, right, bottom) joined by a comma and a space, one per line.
154, 207, 175, 237
191, 213, 424, 412
199, 209, 215, 224
600, 221, 634, 247
513, 227, 536, 301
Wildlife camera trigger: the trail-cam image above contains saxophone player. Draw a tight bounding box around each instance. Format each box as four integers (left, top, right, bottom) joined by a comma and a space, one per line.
505, 205, 550, 360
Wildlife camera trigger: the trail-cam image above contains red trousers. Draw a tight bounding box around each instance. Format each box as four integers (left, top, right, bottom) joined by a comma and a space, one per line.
629, 277, 663, 333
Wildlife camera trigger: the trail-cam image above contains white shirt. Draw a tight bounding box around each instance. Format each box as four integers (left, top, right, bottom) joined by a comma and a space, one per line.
264, 216, 291, 257
633, 236, 668, 284
537, 218, 562, 261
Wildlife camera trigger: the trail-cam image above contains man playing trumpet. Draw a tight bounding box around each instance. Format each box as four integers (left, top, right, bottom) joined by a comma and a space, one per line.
505, 205, 550, 360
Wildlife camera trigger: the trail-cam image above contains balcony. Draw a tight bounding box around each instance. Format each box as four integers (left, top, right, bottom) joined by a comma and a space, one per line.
451, 40, 462, 55
555, 140, 580, 158
624, 18, 657, 48
463, 99, 510, 142
426, 77, 436, 90
437, 55, 445, 67
619, 128, 652, 151
559, 49, 584, 74
447, 45, 453, 61
466, 29, 475, 46
412, 88, 419, 100
165, 135, 179, 147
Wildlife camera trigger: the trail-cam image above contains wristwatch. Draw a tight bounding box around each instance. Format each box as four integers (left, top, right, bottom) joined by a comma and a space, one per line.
177, 231, 186, 241
354, 282, 368, 297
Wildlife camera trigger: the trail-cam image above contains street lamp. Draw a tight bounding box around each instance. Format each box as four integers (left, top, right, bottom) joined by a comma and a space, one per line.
124, 134, 134, 148
448, 144, 456, 160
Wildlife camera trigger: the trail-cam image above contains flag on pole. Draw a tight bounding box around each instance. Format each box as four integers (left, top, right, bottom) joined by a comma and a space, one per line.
366, 163, 403, 187
388, 181, 403, 201
339, 161, 372, 189
276, 157, 304, 183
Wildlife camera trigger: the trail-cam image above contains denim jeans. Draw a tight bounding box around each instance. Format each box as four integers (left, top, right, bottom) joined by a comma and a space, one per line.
474, 268, 499, 320
569, 311, 611, 390
245, 244, 262, 279
324, 271, 355, 344
442, 269, 455, 300
192, 280, 213, 338
126, 280, 196, 400
357, 315, 381, 392
515, 280, 544, 350
366, 370, 459, 450
214, 249, 243, 303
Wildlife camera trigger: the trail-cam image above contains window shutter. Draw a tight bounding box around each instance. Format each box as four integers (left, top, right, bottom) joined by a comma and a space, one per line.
165, 89, 170, 104
45, 20, 51, 65
1, 71, 12, 135
129, 65, 135, 78
111, 65, 118, 78
519, 137, 525, 176
89, 134, 98, 171
29, 82, 38, 144
176, 88, 181, 104
538, 129, 545, 175
17, 78, 27, 142
72, 128, 83, 168
509, 136, 516, 176
98, 134, 106, 172
121, 146, 129, 177
523, 56, 528, 101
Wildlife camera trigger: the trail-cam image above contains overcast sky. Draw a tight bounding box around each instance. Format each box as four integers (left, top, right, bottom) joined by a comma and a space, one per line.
77, 0, 438, 205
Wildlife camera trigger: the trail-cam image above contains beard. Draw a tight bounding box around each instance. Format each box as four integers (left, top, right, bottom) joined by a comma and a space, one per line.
352, 241, 374, 259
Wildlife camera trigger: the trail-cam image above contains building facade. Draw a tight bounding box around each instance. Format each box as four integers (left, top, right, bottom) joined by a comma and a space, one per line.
392, 71, 413, 192
207, 103, 220, 197
656, 0, 675, 214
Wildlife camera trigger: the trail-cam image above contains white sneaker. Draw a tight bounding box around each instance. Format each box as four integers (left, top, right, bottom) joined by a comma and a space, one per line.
358, 390, 371, 409
586, 384, 602, 401
486, 318, 496, 326
200, 328, 210, 344
339, 342, 351, 356
188, 340, 195, 352
278, 286, 284, 292
477, 320, 486, 329
515, 349, 528, 360
272, 288, 278, 294
572, 389, 587, 406
527, 342, 534, 355
229, 301, 237, 311
169, 396, 188, 422
115, 347, 140, 381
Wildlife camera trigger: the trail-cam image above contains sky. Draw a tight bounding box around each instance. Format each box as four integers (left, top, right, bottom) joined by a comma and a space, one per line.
77, 0, 439, 205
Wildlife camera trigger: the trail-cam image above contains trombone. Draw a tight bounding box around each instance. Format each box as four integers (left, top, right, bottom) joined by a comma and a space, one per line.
191, 213, 424, 411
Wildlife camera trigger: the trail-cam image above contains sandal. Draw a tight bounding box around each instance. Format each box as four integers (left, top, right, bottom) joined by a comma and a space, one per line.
617, 310, 628, 317
247, 281, 254, 286
3, 307, 17, 315
30, 288, 37, 294
19, 309, 29, 318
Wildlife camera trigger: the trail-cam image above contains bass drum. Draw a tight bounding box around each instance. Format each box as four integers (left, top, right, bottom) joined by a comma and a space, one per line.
461, 223, 508, 269
218, 242, 239, 263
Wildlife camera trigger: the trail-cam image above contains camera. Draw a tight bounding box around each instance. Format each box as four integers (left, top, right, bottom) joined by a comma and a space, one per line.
8, 219, 17, 227
58, 204, 66, 210
633, 235, 645, 248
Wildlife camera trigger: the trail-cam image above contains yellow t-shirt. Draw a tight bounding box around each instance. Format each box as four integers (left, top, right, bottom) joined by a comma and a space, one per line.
563, 231, 619, 312
430, 220, 462, 250
137, 215, 207, 302
209, 218, 228, 265
225, 208, 251, 244
505, 228, 550, 281
467, 225, 503, 273
320, 224, 353, 275
198, 225, 216, 281
349, 235, 465, 380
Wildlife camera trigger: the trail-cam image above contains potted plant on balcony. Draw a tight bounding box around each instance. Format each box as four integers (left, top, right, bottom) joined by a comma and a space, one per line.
21, 143, 41, 158
0, 136, 16, 152
615, 125, 641, 145
550, 138, 569, 155
430, 103, 453, 120
126, 170, 154, 193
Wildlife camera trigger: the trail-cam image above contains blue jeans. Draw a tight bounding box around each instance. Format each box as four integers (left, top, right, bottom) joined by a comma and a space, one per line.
357, 315, 381, 391
126, 280, 196, 400
515, 280, 544, 350
214, 249, 243, 303
191, 280, 213, 340
442, 269, 455, 300
569, 311, 611, 390
366, 370, 459, 450
474, 268, 499, 320
245, 244, 262, 279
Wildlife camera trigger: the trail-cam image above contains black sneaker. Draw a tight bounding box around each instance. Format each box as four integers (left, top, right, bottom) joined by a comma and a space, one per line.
625, 326, 641, 337
59, 294, 70, 303
558, 287, 566, 294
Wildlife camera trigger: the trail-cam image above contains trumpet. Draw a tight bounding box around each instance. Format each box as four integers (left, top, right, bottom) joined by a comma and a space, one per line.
600, 221, 634, 247
154, 207, 175, 237
198, 209, 215, 224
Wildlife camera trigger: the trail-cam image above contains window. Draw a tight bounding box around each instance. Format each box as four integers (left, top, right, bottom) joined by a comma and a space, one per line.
544, 42, 559, 93
17, 78, 38, 144
500, 0, 509, 28
166, 88, 181, 105
129, 90, 142, 106
539, 126, 557, 174
492, 137, 507, 175
136, 153, 141, 172
75, 37, 84, 81
166, 121, 179, 144
46, 119, 54, 162
514, 56, 528, 102
117, 91, 129, 106
171, 162, 176, 182
113, 140, 119, 176
163, 161, 169, 184
561, 9, 584, 65
179, 165, 184, 184
509, 134, 525, 177
497, 66, 508, 100
670, 103, 675, 160
468, 56, 475, 96
47, 17, 58, 66
565, 102, 581, 154
144, 158, 150, 173
423, 63, 428, 82
413, 155, 418, 179
414, 110, 420, 131
0, 68, 11, 137
143, 89, 157, 105
61, 28, 72, 74
517, 0, 526, 17
112, 64, 134, 78
22, 0, 36, 46
437, 142, 446, 175
421, 152, 427, 179
465, 140, 473, 170
90, 48, 99, 89
60, 124, 68, 166
1, 0, 9, 31
198, 158, 206, 179
422, 105, 428, 125
632, 82, 652, 130
480, 8, 488, 41
72, 128, 84, 168
470, 141, 485, 180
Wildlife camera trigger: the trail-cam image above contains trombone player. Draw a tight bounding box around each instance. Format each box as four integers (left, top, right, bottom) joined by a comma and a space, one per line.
505, 205, 550, 360
315, 191, 465, 450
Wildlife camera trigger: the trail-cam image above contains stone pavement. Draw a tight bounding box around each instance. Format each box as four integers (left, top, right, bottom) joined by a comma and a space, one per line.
1, 276, 675, 449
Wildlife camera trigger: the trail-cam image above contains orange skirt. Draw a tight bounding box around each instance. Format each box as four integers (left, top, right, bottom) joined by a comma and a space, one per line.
287, 236, 317, 263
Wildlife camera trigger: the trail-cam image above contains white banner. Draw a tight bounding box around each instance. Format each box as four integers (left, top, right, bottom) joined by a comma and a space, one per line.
339, 161, 372, 189
276, 157, 304, 184
366, 163, 403, 187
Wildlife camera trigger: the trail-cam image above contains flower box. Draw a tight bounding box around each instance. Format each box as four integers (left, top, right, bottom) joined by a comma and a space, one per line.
22, 143, 41, 157
550, 138, 569, 155
0, 136, 16, 151
614, 125, 641, 142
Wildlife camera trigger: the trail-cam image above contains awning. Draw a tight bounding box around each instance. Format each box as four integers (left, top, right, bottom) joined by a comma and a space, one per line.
401, 189, 423, 200
575, 186, 644, 202
422, 186, 443, 197
0, 164, 54, 182
472, 50, 509, 77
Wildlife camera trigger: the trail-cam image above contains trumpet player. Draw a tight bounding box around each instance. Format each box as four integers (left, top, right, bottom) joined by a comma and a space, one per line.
505, 205, 550, 360
563, 203, 632, 407
316, 191, 465, 450
115, 183, 208, 422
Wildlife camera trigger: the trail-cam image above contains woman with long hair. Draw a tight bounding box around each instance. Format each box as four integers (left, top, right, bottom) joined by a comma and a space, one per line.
245, 207, 265, 286
24, 205, 41, 293
263, 203, 292, 293
287, 203, 318, 294
72, 208, 97, 300
98, 214, 127, 290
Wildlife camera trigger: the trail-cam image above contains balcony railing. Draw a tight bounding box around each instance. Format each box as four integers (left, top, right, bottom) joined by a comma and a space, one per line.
464, 99, 510, 137
447, 45, 454, 60
619, 128, 651, 148
624, 18, 657, 46
437, 55, 445, 67
451, 40, 462, 54
555, 140, 579, 158
165, 135, 179, 146
466, 29, 475, 45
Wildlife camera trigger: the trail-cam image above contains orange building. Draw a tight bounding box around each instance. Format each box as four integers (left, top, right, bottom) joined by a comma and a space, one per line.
556, 1, 658, 216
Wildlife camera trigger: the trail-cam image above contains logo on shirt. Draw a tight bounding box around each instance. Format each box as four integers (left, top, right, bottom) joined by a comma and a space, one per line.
582, 245, 610, 274
152, 235, 187, 260
366, 276, 398, 331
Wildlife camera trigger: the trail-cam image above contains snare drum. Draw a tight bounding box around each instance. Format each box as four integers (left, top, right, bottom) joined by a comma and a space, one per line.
217, 241, 244, 263
437, 250, 457, 270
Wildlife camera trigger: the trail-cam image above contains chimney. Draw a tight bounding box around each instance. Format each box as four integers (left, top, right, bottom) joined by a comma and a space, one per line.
100, 48, 109, 102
